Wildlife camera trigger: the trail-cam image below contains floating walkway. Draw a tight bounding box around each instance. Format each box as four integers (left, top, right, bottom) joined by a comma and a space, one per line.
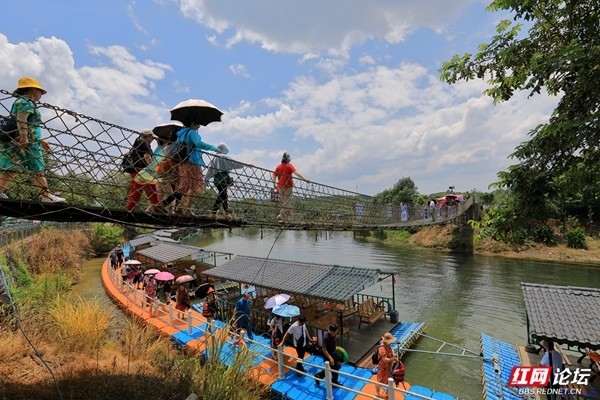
480, 333, 523, 400
102, 259, 460, 400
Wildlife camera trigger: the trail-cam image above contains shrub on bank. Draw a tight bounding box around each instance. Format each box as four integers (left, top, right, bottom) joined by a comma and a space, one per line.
565, 226, 587, 249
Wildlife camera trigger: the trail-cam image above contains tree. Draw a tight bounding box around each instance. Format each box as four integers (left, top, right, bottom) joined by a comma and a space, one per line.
440, 0, 600, 239
88, 223, 124, 255
373, 177, 419, 204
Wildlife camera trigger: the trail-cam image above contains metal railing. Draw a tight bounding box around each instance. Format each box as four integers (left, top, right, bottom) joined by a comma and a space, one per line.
105, 261, 446, 400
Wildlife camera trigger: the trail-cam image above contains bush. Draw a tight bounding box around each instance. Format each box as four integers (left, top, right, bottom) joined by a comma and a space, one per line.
532, 224, 556, 246
565, 226, 587, 249
89, 223, 123, 255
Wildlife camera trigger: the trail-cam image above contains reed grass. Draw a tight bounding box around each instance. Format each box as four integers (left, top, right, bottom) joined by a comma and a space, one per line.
24, 228, 91, 279
49, 295, 113, 354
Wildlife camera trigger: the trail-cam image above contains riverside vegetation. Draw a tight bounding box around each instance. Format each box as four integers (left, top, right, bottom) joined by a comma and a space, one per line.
362, 223, 600, 265
0, 226, 263, 400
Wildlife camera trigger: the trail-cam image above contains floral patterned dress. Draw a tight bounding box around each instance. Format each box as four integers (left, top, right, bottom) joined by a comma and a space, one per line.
0, 98, 45, 172
145, 279, 157, 304
376, 344, 394, 386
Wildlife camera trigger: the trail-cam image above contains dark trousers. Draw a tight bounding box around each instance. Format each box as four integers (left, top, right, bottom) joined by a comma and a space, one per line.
212, 182, 229, 212
315, 362, 340, 384
294, 343, 307, 369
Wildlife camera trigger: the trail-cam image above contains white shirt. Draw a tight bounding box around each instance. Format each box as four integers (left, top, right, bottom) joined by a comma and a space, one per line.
286, 321, 309, 347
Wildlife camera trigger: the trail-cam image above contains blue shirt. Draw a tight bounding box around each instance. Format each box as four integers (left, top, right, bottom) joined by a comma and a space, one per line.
176, 127, 218, 167
235, 298, 251, 317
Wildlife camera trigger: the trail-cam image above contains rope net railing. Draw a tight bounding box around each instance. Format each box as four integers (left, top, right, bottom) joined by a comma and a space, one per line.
0, 90, 472, 229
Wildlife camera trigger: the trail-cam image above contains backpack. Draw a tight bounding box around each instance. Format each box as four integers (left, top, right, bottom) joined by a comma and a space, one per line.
0, 115, 19, 143
121, 151, 137, 173
392, 361, 405, 383
164, 129, 189, 163
371, 347, 380, 365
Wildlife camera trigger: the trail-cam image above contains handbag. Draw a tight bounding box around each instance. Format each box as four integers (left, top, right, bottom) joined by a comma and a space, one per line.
270, 188, 280, 202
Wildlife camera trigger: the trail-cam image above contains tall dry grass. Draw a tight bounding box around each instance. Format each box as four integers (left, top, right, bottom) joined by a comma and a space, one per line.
24, 228, 91, 279
49, 295, 113, 354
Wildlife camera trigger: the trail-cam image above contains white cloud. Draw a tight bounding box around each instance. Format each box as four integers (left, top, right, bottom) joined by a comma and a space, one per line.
0, 34, 171, 130
229, 63, 251, 78
217, 62, 558, 194
178, 0, 478, 56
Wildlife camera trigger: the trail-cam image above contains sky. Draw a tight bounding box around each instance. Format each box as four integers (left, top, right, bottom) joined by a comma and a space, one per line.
0, 0, 558, 196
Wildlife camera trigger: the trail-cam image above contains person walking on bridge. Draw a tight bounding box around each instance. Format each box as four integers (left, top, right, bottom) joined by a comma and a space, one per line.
0, 77, 66, 203
205, 143, 246, 220
272, 152, 308, 222
124, 129, 160, 212
172, 118, 220, 215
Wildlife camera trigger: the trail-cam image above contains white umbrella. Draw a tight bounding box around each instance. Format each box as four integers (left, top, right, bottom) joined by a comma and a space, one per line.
264, 293, 291, 309
175, 274, 195, 284
123, 260, 141, 265
144, 268, 160, 275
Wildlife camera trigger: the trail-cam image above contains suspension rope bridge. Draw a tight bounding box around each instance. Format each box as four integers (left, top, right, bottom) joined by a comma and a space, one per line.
0, 90, 474, 230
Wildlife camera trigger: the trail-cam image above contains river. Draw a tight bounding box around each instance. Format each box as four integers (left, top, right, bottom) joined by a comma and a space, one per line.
180, 227, 600, 399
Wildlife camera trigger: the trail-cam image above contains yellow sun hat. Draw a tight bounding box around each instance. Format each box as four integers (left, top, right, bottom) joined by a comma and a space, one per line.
15, 77, 47, 95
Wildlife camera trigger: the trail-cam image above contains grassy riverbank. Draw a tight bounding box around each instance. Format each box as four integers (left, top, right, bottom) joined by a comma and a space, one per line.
0, 228, 261, 400
364, 224, 600, 264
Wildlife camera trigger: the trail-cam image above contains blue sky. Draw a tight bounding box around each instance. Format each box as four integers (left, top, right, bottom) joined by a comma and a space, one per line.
0, 0, 557, 196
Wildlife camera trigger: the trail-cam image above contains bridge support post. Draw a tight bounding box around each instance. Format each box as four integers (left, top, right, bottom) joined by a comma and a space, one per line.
187, 310, 192, 334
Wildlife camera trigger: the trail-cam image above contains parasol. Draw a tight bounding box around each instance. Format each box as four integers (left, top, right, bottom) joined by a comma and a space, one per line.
264, 293, 290, 309
170, 99, 223, 126
154, 271, 175, 281
175, 274, 195, 284
272, 304, 300, 318
144, 268, 160, 275
123, 259, 141, 265
193, 283, 215, 299
152, 121, 183, 142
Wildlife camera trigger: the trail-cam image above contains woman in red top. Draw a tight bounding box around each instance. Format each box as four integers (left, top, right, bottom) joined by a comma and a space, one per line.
376, 332, 399, 399
272, 152, 308, 222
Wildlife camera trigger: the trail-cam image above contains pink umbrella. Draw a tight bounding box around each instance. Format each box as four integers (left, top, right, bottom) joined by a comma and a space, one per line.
154, 271, 175, 281
175, 274, 195, 284
144, 268, 160, 275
